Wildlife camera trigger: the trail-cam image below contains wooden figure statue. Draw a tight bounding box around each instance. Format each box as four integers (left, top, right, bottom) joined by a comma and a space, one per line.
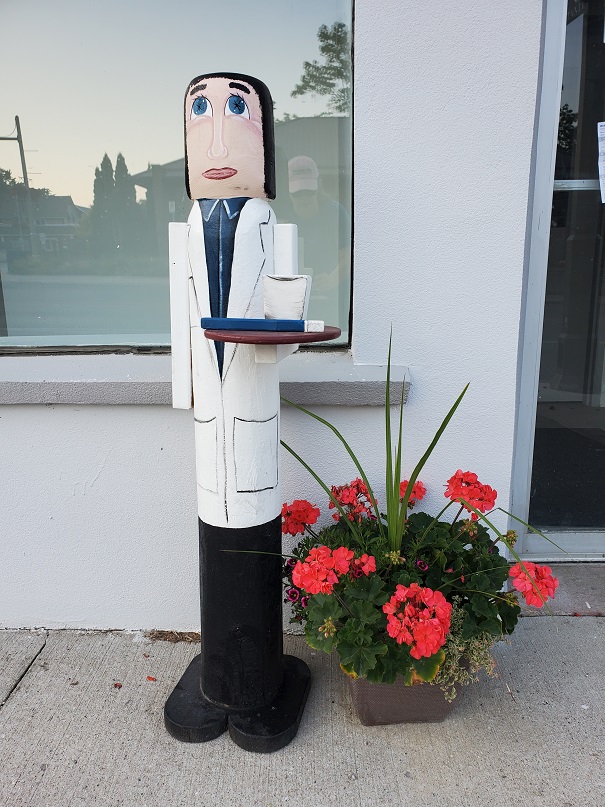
163, 72, 324, 753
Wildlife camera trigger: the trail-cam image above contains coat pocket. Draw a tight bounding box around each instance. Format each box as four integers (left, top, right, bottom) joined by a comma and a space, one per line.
233, 415, 278, 493
195, 417, 218, 493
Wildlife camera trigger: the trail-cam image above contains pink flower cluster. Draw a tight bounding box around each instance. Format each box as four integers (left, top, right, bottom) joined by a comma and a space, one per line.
329, 478, 374, 523
444, 470, 497, 520
292, 546, 376, 595
509, 562, 559, 607
382, 583, 452, 659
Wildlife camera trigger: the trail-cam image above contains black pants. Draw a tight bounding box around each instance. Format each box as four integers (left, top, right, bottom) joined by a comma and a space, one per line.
198, 515, 283, 710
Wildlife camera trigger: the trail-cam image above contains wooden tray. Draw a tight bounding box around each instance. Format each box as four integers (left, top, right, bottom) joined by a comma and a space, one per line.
203, 325, 341, 345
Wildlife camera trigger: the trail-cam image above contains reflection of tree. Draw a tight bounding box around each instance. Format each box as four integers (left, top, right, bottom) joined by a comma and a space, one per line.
0, 166, 50, 202
90, 152, 147, 257
0, 167, 16, 196
114, 153, 137, 253
553, 104, 579, 191
91, 153, 116, 251
552, 104, 579, 227
558, 103, 578, 152
291, 22, 351, 114
0, 166, 50, 253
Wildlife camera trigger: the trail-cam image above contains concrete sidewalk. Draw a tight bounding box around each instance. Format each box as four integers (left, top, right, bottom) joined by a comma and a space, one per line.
0, 568, 603, 807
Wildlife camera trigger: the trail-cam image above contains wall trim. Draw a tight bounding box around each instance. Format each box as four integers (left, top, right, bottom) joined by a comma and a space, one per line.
0, 350, 408, 406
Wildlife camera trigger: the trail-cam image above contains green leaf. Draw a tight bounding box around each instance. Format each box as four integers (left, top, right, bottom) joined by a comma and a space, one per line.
338, 619, 374, 646
366, 649, 409, 684
385, 331, 395, 549
347, 598, 385, 625
410, 649, 445, 682
304, 622, 339, 653
306, 593, 345, 622
345, 573, 388, 605
478, 618, 504, 636
338, 641, 388, 678
394, 569, 415, 587
499, 599, 521, 634
496, 508, 569, 555
399, 385, 469, 539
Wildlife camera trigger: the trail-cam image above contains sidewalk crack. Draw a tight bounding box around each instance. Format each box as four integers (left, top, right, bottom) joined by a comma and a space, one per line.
0, 630, 49, 709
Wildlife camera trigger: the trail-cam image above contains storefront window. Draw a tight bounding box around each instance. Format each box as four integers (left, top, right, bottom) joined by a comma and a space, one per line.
0, 0, 352, 348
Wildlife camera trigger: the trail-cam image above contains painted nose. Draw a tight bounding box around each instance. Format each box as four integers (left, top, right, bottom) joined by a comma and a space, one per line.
208, 115, 228, 159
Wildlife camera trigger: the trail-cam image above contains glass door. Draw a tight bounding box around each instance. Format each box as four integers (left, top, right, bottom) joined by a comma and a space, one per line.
528, 1, 605, 558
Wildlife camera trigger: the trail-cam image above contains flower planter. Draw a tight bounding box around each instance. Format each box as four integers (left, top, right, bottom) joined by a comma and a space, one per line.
348, 676, 456, 725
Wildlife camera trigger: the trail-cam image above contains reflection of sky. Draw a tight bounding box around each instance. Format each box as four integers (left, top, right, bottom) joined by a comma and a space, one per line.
560, 14, 583, 112
1, 0, 350, 206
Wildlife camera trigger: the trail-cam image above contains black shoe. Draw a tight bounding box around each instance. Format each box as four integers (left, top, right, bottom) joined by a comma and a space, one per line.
227, 655, 311, 753
164, 654, 228, 743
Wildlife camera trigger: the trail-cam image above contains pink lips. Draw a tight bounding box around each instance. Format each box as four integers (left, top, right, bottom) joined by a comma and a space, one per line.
203, 167, 237, 180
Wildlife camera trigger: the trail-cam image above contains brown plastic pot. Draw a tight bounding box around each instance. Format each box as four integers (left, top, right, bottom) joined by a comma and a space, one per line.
348, 676, 457, 725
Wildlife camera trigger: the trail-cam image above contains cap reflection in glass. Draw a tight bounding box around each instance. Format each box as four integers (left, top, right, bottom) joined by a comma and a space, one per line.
184, 72, 275, 201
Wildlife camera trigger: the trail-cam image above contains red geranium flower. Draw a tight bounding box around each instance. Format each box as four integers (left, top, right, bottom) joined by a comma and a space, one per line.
291, 546, 375, 595
353, 553, 377, 576
281, 499, 320, 536
509, 562, 559, 607
329, 478, 374, 523
332, 546, 355, 574
444, 470, 497, 520
382, 583, 452, 659
292, 560, 338, 595
400, 479, 426, 508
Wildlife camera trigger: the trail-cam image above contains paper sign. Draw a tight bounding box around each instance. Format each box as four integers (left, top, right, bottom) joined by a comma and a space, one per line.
598, 122, 605, 203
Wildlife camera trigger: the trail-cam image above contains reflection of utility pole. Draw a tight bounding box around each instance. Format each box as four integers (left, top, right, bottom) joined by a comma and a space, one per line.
0, 115, 38, 256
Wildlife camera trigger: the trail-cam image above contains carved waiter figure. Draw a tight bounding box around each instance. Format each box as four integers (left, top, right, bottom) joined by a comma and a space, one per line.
164, 72, 311, 753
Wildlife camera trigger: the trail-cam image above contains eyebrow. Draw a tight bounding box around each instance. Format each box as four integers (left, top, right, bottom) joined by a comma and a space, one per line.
189, 82, 206, 96
228, 82, 250, 94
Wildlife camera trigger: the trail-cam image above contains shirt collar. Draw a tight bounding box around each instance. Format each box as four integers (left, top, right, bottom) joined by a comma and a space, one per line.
199, 197, 249, 222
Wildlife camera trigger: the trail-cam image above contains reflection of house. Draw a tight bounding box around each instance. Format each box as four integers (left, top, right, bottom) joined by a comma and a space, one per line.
131, 159, 190, 258
0, 192, 86, 254
131, 117, 352, 254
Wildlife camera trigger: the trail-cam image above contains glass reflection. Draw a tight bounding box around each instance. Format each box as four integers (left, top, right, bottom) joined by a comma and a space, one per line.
0, 2, 352, 348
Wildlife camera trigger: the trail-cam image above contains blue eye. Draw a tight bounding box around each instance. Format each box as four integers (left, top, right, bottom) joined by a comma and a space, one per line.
225, 95, 250, 118
191, 96, 212, 118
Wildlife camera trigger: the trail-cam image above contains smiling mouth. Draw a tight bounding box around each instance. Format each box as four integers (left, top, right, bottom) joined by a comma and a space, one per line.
203, 167, 237, 180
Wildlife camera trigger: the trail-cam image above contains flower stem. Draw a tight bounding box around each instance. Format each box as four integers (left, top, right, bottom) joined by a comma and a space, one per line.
334, 591, 354, 617
450, 504, 465, 535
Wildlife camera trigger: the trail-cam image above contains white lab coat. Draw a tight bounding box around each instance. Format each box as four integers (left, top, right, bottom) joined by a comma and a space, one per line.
175, 197, 281, 528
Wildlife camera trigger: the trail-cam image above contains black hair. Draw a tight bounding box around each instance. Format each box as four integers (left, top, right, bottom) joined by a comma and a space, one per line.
184, 71, 276, 200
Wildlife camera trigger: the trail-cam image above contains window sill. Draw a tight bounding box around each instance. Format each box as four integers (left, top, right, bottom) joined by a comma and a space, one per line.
0, 350, 408, 406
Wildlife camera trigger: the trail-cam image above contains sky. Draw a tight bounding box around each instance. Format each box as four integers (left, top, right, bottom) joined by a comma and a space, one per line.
0, 0, 350, 206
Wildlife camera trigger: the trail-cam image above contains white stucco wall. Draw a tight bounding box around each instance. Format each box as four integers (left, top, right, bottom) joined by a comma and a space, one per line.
0, 1, 545, 629
351, 0, 543, 517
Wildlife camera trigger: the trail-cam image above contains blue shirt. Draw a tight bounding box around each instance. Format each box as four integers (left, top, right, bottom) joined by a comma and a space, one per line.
199, 197, 248, 375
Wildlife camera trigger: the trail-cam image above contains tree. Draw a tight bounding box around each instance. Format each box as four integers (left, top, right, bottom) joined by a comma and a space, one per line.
291, 22, 352, 115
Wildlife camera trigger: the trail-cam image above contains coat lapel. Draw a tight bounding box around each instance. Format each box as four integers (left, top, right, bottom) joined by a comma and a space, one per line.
222, 199, 272, 381
187, 202, 219, 378
188, 198, 273, 384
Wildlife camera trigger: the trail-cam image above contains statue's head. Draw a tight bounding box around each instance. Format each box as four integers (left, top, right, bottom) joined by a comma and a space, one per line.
184, 72, 275, 201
